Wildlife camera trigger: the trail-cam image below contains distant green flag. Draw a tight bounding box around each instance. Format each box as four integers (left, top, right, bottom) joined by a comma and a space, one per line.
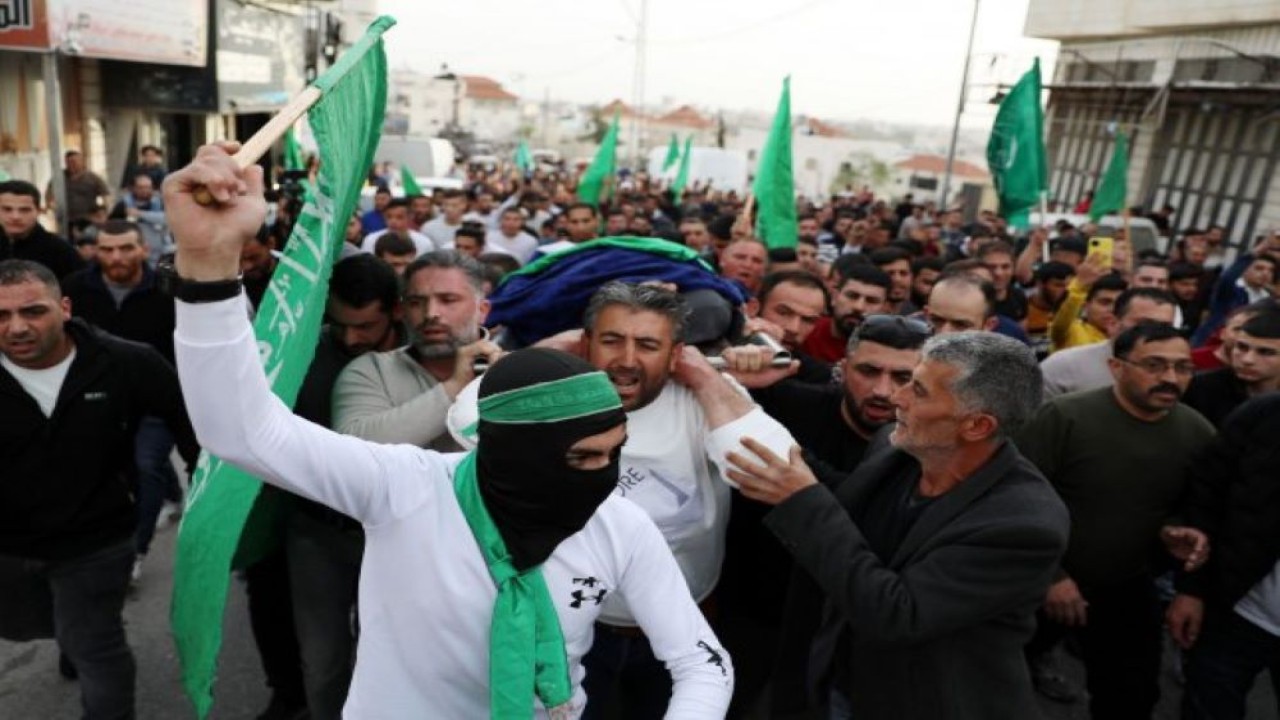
662, 133, 680, 171
752, 76, 797, 249
672, 136, 693, 197
1089, 130, 1129, 222
577, 112, 619, 207
400, 164, 422, 196
283, 127, 305, 172
515, 139, 534, 174
170, 16, 394, 719
986, 58, 1047, 230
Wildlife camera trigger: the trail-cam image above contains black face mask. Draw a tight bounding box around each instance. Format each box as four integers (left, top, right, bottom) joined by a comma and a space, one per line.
474, 349, 627, 571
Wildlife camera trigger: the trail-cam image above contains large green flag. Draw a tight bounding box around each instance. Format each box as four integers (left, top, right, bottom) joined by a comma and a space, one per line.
577, 112, 619, 207
986, 58, 1047, 230
752, 76, 797, 249
400, 163, 423, 195
1089, 130, 1129, 222
170, 16, 394, 718
283, 127, 305, 172
515, 139, 534, 174
672, 136, 693, 197
662, 133, 680, 171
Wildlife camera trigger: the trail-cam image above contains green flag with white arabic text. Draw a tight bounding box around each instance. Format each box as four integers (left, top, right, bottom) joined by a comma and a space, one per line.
752, 76, 797, 249
577, 112, 619, 207
400, 164, 423, 196
662, 133, 680, 171
283, 128, 305, 172
1089, 130, 1129, 222
170, 16, 393, 718
986, 58, 1047, 230
672, 136, 693, 197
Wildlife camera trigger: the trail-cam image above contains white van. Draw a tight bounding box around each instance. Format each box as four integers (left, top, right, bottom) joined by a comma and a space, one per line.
1029, 212, 1166, 257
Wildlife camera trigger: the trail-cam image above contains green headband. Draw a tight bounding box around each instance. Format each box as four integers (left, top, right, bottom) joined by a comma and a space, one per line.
477, 371, 622, 425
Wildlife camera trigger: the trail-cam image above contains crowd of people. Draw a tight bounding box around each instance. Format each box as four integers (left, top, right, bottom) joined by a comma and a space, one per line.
0, 137, 1278, 720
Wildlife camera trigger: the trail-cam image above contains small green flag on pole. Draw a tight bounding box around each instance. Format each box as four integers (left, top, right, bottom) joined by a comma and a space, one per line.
515, 140, 534, 174
672, 136, 693, 197
170, 16, 394, 719
283, 128, 305, 172
752, 76, 797, 249
1089, 130, 1129, 222
400, 164, 423, 196
986, 58, 1048, 230
577, 113, 620, 207
662, 133, 680, 171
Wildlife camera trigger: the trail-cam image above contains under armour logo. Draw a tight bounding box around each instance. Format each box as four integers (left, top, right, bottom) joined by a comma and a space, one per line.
573, 576, 602, 588
569, 589, 607, 609
697, 640, 727, 676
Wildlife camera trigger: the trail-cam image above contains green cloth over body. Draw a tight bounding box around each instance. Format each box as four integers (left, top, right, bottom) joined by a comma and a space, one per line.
1089, 131, 1129, 222
986, 58, 1048, 231
170, 16, 394, 718
508, 235, 714, 282
577, 113, 619, 207
752, 77, 797, 249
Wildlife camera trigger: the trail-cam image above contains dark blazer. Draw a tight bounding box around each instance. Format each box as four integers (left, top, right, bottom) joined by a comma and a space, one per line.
764, 441, 1069, 720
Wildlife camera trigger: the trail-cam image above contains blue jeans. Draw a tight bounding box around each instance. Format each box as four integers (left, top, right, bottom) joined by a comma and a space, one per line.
1183, 607, 1280, 720
285, 507, 364, 720
133, 415, 179, 557
580, 626, 672, 720
0, 540, 137, 720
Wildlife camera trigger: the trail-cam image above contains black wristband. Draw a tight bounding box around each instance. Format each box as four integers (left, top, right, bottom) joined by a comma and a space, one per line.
156, 261, 244, 303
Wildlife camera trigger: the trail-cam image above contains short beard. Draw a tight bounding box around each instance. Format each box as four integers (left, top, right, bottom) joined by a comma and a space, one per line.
407, 321, 479, 360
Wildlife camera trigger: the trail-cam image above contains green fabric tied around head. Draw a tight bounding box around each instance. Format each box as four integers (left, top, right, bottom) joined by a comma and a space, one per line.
474, 371, 621, 429
453, 452, 574, 719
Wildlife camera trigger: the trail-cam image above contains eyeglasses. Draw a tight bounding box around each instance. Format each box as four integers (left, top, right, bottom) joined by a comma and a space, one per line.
1116, 357, 1196, 376
859, 314, 933, 336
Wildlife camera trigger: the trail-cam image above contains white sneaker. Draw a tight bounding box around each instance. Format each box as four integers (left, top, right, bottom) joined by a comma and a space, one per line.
130, 556, 144, 586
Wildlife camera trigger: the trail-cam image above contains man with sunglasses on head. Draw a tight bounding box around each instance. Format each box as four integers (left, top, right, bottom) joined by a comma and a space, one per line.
1016, 322, 1216, 716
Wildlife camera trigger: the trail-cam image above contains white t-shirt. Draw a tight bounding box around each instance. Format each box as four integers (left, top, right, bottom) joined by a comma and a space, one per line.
174, 297, 734, 719
449, 376, 795, 627
359, 228, 435, 257
420, 217, 462, 251
1, 349, 76, 417
483, 229, 540, 265
1235, 561, 1280, 637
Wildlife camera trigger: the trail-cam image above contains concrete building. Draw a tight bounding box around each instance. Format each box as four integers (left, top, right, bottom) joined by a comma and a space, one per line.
1026, 0, 1280, 249
731, 117, 905, 198
386, 69, 520, 143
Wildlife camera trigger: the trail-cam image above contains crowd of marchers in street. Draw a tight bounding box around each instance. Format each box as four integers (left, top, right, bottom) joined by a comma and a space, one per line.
1, 141, 1278, 720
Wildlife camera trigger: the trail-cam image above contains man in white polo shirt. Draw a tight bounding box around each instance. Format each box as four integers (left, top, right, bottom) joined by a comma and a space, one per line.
160, 143, 734, 719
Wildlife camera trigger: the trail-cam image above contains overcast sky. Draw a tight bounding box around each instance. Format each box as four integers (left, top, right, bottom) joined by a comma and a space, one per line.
378, 0, 1058, 129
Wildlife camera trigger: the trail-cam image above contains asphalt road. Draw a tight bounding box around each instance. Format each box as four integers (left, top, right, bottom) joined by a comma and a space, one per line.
1, 520, 1275, 719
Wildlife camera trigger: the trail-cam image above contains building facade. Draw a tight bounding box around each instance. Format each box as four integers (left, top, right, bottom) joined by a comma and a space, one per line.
1026, 0, 1280, 249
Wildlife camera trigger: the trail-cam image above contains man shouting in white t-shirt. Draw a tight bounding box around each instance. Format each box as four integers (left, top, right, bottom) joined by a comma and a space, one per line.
160, 143, 734, 719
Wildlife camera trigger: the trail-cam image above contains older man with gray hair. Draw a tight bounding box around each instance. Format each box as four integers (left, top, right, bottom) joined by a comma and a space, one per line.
725, 332, 1070, 720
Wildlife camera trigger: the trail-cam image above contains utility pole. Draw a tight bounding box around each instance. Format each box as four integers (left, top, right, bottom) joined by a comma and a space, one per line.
42, 51, 67, 234
541, 86, 551, 149
629, 0, 649, 171
940, 0, 979, 209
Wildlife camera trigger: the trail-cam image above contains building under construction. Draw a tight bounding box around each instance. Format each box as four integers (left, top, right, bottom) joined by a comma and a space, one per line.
1026, 0, 1280, 252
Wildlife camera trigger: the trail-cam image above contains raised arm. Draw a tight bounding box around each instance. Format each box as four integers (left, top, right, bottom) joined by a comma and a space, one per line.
164, 143, 439, 526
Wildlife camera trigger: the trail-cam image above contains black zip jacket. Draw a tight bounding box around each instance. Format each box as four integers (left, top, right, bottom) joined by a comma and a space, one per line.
0, 320, 199, 560
61, 264, 176, 364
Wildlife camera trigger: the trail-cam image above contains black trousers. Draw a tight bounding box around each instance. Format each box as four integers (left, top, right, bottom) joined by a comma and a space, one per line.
244, 548, 306, 705
1027, 574, 1163, 720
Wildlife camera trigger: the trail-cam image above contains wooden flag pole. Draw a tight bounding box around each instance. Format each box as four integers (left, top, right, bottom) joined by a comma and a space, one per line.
733, 192, 756, 239
193, 86, 322, 205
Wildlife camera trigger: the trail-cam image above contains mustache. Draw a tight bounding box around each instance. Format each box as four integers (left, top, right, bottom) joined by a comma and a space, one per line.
1149, 383, 1182, 397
